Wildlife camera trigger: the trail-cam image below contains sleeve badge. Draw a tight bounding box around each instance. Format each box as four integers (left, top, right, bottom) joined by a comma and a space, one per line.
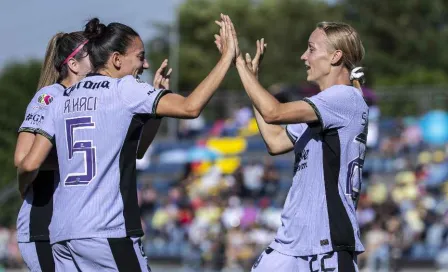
37, 94, 54, 105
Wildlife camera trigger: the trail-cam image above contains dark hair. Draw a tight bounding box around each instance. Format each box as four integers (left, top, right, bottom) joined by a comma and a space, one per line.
84, 18, 140, 72
37, 32, 88, 89
54, 31, 89, 82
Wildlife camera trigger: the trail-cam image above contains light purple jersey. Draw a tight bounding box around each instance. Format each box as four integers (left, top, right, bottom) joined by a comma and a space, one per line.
37, 74, 170, 244
269, 85, 368, 256
17, 83, 63, 242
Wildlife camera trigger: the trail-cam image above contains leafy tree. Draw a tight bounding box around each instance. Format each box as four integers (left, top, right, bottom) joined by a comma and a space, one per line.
341, 0, 448, 86
0, 60, 42, 225
148, 0, 342, 92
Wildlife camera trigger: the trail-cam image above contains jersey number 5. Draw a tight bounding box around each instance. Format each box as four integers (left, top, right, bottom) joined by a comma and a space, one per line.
64, 117, 97, 186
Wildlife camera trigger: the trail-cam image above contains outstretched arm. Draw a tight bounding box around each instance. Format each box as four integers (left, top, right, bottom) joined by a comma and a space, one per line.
214, 27, 294, 155
224, 17, 318, 125
235, 58, 317, 125
155, 14, 235, 119
243, 41, 294, 155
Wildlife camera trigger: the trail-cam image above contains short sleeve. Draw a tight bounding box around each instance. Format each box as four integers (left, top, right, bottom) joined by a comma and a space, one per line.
117, 75, 172, 115
285, 123, 307, 144
35, 100, 56, 142
303, 85, 356, 130
18, 89, 57, 134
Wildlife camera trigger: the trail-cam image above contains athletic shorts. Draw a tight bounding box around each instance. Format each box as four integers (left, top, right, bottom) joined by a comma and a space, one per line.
19, 241, 55, 272
251, 247, 358, 272
52, 237, 150, 272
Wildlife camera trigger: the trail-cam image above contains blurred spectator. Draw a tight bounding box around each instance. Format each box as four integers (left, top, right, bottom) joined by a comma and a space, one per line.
0, 226, 9, 266
242, 160, 264, 198
260, 157, 280, 198
364, 219, 390, 272
233, 105, 252, 130
178, 114, 206, 139
130, 111, 448, 272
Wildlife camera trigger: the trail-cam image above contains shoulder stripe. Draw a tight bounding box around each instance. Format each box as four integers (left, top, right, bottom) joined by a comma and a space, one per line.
285, 125, 297, 144
35, 129, 54, 142
152, 89, 173, 115
303, 98, 324, 129
18, 127, 37, 134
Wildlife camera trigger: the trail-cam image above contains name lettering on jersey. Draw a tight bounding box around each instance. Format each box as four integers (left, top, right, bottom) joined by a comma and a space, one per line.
64, 80, 111, 96
64, 97, 98, 114
25, 113, 44, 125
294, 149, 309, 173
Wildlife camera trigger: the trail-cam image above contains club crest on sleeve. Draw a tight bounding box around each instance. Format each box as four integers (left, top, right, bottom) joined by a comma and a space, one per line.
37, 94, 54, 105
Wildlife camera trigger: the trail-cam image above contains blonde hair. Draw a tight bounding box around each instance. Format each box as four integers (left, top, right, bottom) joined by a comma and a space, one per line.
317, 22, 365, 90
36, 33, 65, 90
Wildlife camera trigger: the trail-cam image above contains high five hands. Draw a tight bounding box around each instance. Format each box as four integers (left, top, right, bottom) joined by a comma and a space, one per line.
214, 14, 267, 77
214, 14, 240, 63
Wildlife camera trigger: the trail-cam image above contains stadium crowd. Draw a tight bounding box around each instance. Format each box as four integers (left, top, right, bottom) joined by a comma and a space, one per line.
137, 107, 448, 271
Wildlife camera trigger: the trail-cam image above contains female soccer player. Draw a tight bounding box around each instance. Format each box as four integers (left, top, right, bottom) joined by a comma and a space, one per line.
17, 16, 236, 271
217, 15, 368, 271
14, 31, 91, 272
15, 30, 169, 272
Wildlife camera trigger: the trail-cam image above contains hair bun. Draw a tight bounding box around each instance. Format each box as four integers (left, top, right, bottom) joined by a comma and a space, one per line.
84, 18, 106, 40
350, 67, 365, 85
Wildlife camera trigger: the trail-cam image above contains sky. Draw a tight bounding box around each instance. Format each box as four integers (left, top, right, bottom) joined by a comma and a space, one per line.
0, 0, 183, 70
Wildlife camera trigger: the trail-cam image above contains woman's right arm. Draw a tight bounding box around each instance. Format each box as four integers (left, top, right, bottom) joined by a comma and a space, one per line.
14, 133, 35, 168
155, 14, 235, 119
252, 106, 294, 155
155, 57, 232, 119
16, 132, 58, 170
18, 135, 54, 198
234, 38, 293, 155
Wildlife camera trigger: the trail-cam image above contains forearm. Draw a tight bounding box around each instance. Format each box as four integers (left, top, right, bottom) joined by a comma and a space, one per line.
16, 134, 54, 196
183, 56, 233, 115
137, 118, 162, 159
18, 166, 39, 197
236, 58, 280, 121
253, 106, 284, 151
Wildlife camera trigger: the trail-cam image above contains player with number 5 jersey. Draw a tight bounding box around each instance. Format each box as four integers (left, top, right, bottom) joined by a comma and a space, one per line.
18, 15, 236, 272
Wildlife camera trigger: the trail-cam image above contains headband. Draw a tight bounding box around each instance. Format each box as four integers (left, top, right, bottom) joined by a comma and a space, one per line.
60, 40, 89, 68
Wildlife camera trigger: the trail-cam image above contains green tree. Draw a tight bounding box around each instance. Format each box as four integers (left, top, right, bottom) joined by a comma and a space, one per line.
148, 0, 342, 92
0, 60, 42, 225
340, 0, 448, 86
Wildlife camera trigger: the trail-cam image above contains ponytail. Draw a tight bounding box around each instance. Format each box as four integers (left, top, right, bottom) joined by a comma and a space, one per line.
352, 79, 361, 91
36, 32, 65, 90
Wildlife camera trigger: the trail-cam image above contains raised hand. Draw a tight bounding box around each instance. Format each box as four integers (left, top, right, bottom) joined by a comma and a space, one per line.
244, 38, 267, 78
153, 59, 172, 90
225, 15, 241, 60
214, 14, 240, 62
